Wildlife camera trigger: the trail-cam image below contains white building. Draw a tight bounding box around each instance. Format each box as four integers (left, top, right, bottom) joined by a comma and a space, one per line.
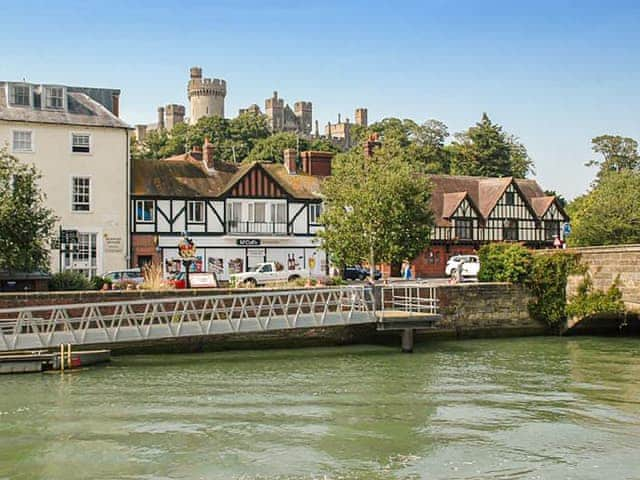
0, 81, 131, 277
131, 145, 331, 281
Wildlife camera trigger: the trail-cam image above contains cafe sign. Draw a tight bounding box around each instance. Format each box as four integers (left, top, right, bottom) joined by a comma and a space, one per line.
236, 239, 261, 246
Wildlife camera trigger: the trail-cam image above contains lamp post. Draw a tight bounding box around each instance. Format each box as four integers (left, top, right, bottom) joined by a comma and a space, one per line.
178, 235, 197, 289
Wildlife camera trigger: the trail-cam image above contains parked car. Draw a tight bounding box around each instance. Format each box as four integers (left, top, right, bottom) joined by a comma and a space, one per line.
230, 262, 310, 288
102, 268, 144, 286
445, 255, 480, 279
343, 265, 382, 281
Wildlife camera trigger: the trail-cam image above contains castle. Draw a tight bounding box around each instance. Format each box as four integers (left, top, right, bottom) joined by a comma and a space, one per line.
134, 66, 368, 150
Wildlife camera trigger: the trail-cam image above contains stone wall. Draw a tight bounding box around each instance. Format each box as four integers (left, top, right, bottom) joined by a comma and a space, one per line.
433, 282, 544, 338
564, 244, 640, 312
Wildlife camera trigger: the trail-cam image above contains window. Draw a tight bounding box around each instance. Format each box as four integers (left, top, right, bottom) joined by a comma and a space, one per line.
135, 200, 154, 222
544, 220, 559, 241
72, 133, 91, 153
503, 219, 518, 241
63, 232, 98, 278
227, 202, 241, 224
9, 84, 30, 106
505, 192, 515, 206
309, 203, 323, 224
270, 203, 286, 223
260, 264, 273, 273
187, 201, 204, 223
248, 202, 266, 223
454, 219, 473, 240
12, 130, 33, 152
44, 86, 64, 109
72, 177, 91, 212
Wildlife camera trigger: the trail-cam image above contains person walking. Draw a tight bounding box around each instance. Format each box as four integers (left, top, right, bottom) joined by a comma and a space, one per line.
403, 261, 412, 280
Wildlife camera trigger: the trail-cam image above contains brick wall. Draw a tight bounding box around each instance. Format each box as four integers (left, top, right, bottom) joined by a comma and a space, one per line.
132, 235, 161, 268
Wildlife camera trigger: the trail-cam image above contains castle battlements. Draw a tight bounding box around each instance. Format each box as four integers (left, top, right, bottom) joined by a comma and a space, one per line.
187, 66, 227, 123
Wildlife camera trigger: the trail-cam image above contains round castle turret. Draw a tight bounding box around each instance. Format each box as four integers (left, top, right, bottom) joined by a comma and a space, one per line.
187, 66, 227, 124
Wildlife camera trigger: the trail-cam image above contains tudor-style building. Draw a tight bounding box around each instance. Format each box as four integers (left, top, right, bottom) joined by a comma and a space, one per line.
131, 143, 331, 281
410, 175, 569, 277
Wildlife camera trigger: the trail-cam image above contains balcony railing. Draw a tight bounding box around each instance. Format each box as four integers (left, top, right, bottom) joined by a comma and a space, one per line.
226, 221, 288, 235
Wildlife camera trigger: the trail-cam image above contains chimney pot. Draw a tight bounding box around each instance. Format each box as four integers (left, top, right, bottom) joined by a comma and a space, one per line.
203, 137, 215, 170
283, 148, 297, 174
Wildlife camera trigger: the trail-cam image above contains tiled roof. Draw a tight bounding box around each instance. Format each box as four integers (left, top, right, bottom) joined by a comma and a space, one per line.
428, 174, 561, 223
132, 156, 322, 200
0, 84, 129, 129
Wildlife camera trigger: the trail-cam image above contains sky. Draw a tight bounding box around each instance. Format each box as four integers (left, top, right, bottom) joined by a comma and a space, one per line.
1, 0, 639, 199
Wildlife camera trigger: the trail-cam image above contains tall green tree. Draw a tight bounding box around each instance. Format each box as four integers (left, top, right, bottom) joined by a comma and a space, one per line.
450, 113, 533, 178
350, 118, 450, 173
587, 135, 639, 180
567, 170, 640, 246
319, 145, 434, 278
0, 148, 57, 272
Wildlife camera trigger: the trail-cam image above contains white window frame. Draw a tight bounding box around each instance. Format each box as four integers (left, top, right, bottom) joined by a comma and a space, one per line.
187, 201, 205, 223
44, 86, 65, 110
270, 203, 287, 224
248, 202, 266, 223
71, 132, 92, 154
8, 83, 31, 107
135, 200, 155, 223
71, 176, 92, 213
309, 203, 323, 224
11, 129, 34, 153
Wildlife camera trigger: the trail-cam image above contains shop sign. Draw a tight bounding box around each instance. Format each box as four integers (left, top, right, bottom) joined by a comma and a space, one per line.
237, 239, 261, 246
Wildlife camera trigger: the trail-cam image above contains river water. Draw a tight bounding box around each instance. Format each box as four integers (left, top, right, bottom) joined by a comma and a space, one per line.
1, 337, 639, 480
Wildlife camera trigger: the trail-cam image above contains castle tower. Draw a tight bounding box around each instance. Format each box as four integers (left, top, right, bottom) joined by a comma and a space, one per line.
355, 108, 368, 127
157, 106, 165, 130
165, 104, 185, 130
265, 91, 284, 132
294, 101, 312, 135
187, 66, 227, 125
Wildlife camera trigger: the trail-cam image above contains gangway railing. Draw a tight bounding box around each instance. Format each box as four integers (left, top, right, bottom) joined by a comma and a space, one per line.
0, 286, 375, 352
378, 284, 439, 320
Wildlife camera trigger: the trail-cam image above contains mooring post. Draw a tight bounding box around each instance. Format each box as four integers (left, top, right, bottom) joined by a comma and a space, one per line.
60, 344, 64, 372
401, 328, 414, 353
67, 344, 72, 369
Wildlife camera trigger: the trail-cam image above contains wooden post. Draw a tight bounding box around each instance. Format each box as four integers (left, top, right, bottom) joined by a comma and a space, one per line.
67, 344, 72, 369
401, 328, 414, 353
60, 344, 64, 372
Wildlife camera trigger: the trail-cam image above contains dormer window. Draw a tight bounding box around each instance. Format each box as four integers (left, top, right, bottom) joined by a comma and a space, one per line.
9, 84, 30, 106
44, 86, 64, 109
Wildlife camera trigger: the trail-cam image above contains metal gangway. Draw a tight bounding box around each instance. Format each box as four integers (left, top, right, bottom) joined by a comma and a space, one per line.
0, 285, 441, 353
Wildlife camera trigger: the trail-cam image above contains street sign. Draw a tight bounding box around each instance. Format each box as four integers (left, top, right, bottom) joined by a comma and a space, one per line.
563, 222, 571, 236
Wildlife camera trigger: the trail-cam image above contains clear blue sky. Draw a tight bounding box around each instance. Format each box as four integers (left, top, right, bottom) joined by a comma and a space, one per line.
2, 0, 639, 199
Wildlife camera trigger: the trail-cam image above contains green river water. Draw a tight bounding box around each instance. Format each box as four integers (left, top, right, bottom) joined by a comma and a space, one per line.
1, 337, 639, 480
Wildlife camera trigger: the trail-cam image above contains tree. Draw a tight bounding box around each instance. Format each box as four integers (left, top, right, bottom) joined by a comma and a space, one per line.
350, 118, 451, 173
245, 132, 301, 163
319, 144, 434, 278
587, 135, 639, 180
567, 170, 640, 246
449, 113, 533, 178
0, 148, 57, 272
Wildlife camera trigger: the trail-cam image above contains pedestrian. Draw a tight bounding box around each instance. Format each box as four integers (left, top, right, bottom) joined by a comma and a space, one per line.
403, 261, 412, 280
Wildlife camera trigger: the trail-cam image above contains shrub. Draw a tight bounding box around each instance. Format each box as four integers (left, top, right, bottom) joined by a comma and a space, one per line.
477, 243, 532, 283
566, 275, 625, 320
49, 271, 92, 291
90, 275, 112, 290
141, 262, 172, 290
527, 252, 580, 328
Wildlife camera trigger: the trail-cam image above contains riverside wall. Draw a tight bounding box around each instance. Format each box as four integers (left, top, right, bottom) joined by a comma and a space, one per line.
564, 244, 640, 312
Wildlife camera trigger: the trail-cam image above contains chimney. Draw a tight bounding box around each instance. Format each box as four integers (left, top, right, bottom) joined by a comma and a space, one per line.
364, 133, 381, 158
301, 151, 333, 177
283, 148, 297, 174
111, 93, 120, 117
157, 106, 165, 130
203, 137, 215, 170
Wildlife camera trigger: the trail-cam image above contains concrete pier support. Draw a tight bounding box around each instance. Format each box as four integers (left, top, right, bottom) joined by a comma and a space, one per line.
401, 328, 414, 353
